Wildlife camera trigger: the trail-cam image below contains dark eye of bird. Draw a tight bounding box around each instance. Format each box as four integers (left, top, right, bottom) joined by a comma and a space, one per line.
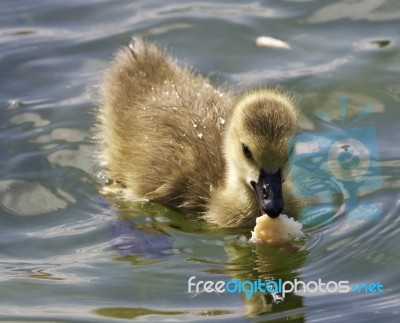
242, 143, 253, 160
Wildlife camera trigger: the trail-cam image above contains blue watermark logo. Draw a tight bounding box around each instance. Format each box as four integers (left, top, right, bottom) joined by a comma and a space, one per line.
187, 276, 384, 299
290, 96, 382, 224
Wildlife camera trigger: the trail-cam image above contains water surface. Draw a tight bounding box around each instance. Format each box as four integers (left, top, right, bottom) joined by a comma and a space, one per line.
1, 0, 399, 322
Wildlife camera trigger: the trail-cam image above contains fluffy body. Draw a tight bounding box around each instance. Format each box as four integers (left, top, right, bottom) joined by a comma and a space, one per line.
95, 38, 301, 228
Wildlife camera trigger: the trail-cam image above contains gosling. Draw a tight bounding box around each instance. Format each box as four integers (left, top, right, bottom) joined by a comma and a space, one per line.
95, 37, 300, 228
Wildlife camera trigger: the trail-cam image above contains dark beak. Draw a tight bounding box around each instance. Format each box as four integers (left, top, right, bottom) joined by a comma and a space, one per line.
251, 169, 284, 218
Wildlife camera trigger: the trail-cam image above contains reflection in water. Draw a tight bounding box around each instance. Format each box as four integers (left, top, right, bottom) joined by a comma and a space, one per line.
47, 144, 94, 174
106, 200, 197, 265
106, 197, 308, 319
353, 38, 392, 51
307, 0, 400, 22
1, 0, 400, 321
95, 307, 187, 320
0, 180, 68, 216
221, 240, 306, 318
231, 56, 349, 85
9, 112, 50, 127
23, 268, 64, 281
95, 306, 236, 320
111, 219, 172, 265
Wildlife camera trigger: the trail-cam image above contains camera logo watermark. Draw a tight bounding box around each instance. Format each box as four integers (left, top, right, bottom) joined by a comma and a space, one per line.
188, 276, 384, 299
289, 96, 382, 224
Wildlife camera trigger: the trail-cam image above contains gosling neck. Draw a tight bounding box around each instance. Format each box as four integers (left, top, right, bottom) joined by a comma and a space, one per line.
205, 161, 260, 228
225, 163, 260, 221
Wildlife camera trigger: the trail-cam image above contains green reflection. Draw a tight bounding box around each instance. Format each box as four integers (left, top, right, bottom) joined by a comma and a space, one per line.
224, 240, 307, 317
113, 254, 165, 266
95, 307, 186, 319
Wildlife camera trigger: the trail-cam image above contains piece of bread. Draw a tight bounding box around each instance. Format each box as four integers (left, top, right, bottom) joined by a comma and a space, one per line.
250, 214, 304, 243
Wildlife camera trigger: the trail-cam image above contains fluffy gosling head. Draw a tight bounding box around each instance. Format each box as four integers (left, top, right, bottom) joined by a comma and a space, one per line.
224, 88, 298, 218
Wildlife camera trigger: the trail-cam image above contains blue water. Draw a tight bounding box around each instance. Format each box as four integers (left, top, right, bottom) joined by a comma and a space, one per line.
1, 0, 400, 322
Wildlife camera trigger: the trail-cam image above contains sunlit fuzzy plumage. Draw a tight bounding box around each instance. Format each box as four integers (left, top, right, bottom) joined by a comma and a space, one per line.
95, 38, 301, 228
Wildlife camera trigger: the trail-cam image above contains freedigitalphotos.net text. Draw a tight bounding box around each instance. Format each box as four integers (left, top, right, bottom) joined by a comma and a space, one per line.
188, 276, 383, 298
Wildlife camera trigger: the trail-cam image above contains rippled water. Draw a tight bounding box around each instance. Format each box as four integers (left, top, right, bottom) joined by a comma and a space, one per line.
1, 0, 400, 322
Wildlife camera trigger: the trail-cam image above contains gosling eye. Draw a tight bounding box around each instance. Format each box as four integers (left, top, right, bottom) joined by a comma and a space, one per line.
242, 143, 253, 160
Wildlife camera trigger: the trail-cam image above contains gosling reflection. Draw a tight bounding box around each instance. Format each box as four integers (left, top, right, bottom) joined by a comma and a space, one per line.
107, 200, 206, 265
221, 239, 307, 317
106, 200, 307, 318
